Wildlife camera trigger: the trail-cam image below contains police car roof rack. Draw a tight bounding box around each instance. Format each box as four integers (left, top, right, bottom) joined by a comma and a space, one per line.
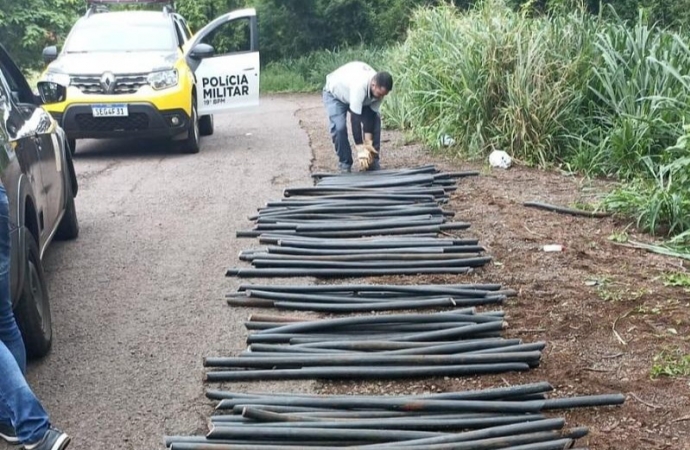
84, 0, 175, 17
85, 3, 109, 17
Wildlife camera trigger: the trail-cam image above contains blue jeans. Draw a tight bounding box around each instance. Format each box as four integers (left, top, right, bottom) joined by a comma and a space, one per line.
323, 90, 353, 171
0, 184, 50, 444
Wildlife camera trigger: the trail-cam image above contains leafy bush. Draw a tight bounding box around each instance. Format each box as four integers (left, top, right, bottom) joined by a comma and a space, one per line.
381, 1, 690, 240
603, 128, 690, 235
383, 1, 597, 162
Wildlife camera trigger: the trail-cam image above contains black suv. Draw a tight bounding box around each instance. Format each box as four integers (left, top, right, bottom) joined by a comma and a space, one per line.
0, 44, 79, 358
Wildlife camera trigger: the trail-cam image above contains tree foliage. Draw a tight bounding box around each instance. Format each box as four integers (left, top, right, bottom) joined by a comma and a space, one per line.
3, 0, 690, 72
178, 0, 449, 63
0, 0, 82, 70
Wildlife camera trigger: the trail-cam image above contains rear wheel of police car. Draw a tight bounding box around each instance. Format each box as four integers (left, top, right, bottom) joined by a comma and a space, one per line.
15, 230, 52, 359
199, 114, 214, 136
181, 100, 200, 154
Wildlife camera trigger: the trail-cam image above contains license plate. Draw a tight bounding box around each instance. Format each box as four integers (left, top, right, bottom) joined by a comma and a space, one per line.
92, 104, 128, 117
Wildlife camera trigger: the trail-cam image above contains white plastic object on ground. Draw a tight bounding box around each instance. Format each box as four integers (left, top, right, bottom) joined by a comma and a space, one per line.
489, 150, 512, 169
439, 134, 456, 147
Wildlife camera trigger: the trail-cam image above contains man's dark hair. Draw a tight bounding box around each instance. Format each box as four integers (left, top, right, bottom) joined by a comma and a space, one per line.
374, 71, 393, 91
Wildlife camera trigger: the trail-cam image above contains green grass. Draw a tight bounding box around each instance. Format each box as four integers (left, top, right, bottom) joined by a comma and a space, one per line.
261, 66, 316, 93
381, 2, 599, 161
662, 271, 690, 287
651, 348, 690, 379
593, 276, 647, 302
261, 46, 390, 94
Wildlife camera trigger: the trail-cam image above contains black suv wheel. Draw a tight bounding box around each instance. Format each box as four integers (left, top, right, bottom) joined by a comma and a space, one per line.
14, 230, 52, 359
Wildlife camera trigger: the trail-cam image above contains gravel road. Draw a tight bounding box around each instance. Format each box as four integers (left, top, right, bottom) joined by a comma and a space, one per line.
2, 96, 316, 450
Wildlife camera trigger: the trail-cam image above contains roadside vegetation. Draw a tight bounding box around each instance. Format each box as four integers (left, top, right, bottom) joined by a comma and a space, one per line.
262, 1, 690, 259
651, 348, 690, 379
387, 2, 690, 247
261, 47, 387, 93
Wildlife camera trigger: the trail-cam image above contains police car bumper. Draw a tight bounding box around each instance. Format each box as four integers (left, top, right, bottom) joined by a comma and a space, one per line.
54, 104, 191, 140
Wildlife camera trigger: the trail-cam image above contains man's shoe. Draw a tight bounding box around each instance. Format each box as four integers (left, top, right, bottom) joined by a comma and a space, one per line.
0, 422, 19, 445
25, 428, 70, 450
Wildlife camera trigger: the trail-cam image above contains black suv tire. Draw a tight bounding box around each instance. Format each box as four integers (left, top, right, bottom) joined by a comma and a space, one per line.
14, 230, 52, 359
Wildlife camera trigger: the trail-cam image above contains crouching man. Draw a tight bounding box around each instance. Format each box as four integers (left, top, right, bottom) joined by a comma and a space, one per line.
322, 62, 393, 172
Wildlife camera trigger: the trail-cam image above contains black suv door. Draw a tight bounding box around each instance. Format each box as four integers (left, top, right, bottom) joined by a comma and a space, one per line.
0, 52, 58, 248
0, 76, 44, 221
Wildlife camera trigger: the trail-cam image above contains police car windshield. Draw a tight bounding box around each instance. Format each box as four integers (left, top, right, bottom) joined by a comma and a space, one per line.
64, 22, 176, 53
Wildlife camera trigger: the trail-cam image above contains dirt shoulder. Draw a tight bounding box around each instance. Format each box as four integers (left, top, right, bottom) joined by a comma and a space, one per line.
291, 93, 690, 450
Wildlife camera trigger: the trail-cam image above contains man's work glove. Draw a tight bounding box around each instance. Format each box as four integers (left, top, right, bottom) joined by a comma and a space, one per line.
364, 140, 376, 154
356, 144, 374, 170
364, 133, 375, 151
358, 133, 378, 170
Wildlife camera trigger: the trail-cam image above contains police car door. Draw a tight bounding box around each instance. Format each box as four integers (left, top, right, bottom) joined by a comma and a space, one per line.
185, 9, 259, 114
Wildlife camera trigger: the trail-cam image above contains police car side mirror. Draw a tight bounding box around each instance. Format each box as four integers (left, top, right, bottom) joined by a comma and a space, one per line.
42, 46, 58, 64
189, 43, 215, 60
36, 81, 66, 104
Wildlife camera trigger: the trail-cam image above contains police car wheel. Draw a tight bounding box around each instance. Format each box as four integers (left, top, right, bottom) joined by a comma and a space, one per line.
199, 114, 214, 136
182, 102, 200, 154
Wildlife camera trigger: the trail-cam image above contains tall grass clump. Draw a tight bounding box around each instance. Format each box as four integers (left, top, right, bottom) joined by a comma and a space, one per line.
575, 12, 690, 179
261, 46, 390, 93
384, 1, 690, 242
586, 14, 690, 237
603, 125, 690, 235
383, 1, 598, 162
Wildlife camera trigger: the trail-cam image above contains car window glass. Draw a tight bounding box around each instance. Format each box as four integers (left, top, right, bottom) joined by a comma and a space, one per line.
0, 70, 30, 141
0, 71, 8, 104
200, 18, 251, 55
0, 74, 10, 144
179, 18, 192, 39
0, 60, 20, 99
0, 61, 33, 111
0, 45, 37, 109
64, 22, 177, 52
173, 20, 185, 47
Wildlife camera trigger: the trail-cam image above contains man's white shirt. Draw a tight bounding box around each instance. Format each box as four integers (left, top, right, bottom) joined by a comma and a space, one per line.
325, 62, 382, 115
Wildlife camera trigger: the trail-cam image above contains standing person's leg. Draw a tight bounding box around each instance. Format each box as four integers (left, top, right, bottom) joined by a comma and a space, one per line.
0, 342, 50, 445
322, 90, 353, 172
0, 186, 68, 449
0, 184, 46, 443
0, 186, 26, 373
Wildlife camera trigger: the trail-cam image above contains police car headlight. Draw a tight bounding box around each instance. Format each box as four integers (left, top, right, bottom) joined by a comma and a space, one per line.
148, 69, 178, 90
